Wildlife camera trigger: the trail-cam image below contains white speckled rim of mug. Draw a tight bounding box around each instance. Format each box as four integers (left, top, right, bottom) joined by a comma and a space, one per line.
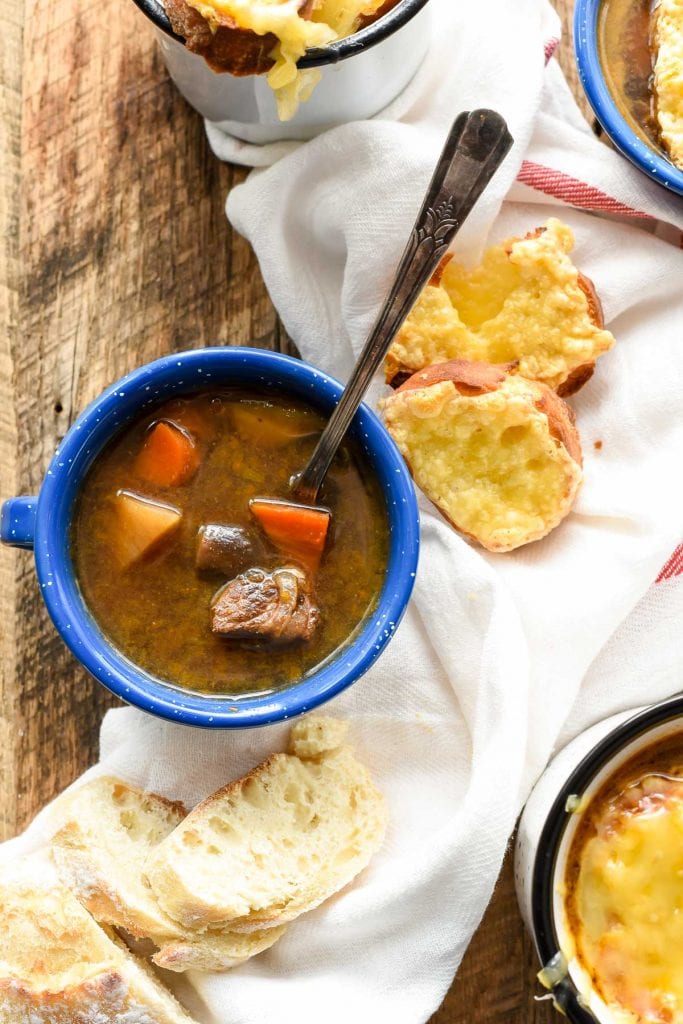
130, 0, 432, 68
527, 695, 683, 1023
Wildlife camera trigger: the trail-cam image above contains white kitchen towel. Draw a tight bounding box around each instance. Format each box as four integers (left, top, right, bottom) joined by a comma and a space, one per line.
3, 2, 683, 1024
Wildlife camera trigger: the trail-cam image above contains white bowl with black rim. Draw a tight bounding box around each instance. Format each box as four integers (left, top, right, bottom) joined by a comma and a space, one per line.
515, 695, 683, 1023
130, 0, 433, 143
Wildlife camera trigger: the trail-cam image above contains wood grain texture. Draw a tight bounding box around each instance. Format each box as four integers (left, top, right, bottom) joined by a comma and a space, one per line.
0, 0, 583, 1019
4, 0, 289, 837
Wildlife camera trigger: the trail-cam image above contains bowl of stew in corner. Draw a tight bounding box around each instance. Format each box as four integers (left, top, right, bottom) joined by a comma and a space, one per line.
575, 0, 683, 196
0, 347, 419, 727
515, 695, 683, 1024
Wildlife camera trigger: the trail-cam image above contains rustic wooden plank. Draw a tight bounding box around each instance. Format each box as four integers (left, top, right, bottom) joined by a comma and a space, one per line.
431, 855, 556, 1023
0, 0, 23, 844
6, 0, 282, 835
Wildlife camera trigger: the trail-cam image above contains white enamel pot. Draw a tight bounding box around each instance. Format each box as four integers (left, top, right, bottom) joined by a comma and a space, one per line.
514, 695, 683, 1023
130, 0, 432, 143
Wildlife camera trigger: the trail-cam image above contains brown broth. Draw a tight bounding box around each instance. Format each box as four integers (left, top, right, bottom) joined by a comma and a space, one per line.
598, 0, 662, 151
72, 390, 388, 696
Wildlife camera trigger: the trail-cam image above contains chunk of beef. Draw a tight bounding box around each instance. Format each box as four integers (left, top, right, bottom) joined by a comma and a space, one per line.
210, 567, 319, 644
196, 524, 266, 577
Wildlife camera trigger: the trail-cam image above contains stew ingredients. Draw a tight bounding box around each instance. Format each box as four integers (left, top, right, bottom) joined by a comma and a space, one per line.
72, 390, 388, 695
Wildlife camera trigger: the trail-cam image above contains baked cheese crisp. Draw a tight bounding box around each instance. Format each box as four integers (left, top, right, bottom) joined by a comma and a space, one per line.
654, 0, 683, 169
385, 219, 615, 395
565, 743, 683, 1024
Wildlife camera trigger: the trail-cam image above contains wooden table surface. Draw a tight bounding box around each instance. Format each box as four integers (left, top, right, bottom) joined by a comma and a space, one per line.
0, 1, 589, 1020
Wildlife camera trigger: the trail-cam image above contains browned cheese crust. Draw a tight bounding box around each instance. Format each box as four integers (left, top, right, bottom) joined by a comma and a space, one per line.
386, 220, 614, 395
395, 358, 517, 397
164, 0, 276, 75
381, 360, 584, 552
164, 0, 402, 77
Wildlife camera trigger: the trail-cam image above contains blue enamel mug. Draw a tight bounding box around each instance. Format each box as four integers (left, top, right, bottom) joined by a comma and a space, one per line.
1, 347, 419, 728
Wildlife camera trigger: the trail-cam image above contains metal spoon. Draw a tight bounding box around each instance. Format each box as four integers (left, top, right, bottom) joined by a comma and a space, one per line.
250, 110, 513, 559
292, 108, 513, 506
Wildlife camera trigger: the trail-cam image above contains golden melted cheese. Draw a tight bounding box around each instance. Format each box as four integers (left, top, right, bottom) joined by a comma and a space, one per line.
569, 775, 683, 1024
380, 375, 582, 552
386, 219, 615, 392
654, 0, 683, 169
188, 0, 387, 119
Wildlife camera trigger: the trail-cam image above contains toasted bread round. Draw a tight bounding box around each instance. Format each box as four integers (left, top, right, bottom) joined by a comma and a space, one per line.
385, 219, 615, 396
380, 360, 583, 553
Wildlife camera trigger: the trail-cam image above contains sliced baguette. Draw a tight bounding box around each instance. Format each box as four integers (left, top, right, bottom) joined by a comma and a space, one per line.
385, 218, 614, 396
144, 717, 387, 932
380, 360, 583, 552
50, 776, 285, 973
51, 776, 188, 942
0, 862, 197, 1023
152, 926, 285, 972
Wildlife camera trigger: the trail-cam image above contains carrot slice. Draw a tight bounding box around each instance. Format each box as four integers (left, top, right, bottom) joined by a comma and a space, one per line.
135, 420, 200, 488
250, 499, 330, 572
114, 490, 182, 569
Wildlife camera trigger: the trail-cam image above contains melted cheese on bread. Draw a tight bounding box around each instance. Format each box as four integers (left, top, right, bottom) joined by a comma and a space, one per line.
381, 373, 582, 552
385, 219, 615, 394
569, 775, 683, 1024
653, 0, 683, 168
186, 0, 387, 119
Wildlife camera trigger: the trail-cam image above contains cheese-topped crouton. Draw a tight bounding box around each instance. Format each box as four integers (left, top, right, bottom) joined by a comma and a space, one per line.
385, 219, 614, 396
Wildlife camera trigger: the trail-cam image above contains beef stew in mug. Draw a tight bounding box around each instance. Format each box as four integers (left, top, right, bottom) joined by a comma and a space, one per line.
72, 390, 388, 696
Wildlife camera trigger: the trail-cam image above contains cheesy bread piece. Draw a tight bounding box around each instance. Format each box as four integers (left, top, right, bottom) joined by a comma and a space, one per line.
385, 219, 614, 396
380, 361, 582, 553
567, 775, 683, 1023
653, 0, 683, 168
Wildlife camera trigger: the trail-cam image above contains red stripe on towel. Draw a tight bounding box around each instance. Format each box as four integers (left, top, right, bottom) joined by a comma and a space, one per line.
516, 161, 655, 221
544, 37, 560, 64
657, 545, 683, 582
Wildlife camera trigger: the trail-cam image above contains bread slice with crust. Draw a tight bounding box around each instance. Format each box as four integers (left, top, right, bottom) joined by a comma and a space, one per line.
151, 927, 285, 973
50, 776, 285, 973
51, 776, 188, 942
144, 716, 387, 932
380, 360, 583, 553
385, 218, 614, 396
0, 862, 197, 1023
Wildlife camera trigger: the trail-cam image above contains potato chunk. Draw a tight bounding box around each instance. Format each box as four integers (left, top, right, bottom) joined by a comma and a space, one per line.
114, 490, 182, 569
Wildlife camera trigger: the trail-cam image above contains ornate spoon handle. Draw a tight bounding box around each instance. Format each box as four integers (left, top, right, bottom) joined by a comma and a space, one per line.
293, 109, 513, 505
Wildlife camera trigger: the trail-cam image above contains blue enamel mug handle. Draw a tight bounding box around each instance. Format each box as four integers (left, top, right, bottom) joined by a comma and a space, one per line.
1, 496, 38, 549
